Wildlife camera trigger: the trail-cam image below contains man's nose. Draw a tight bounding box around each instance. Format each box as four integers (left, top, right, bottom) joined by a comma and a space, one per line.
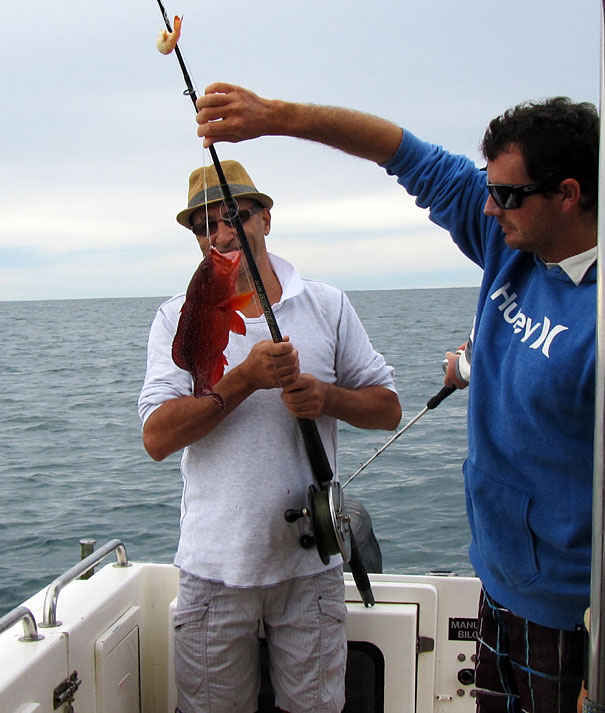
211, 219, 237, 249
483, 193, 503, 217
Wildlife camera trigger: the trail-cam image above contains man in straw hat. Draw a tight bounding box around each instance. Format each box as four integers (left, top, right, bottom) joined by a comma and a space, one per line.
138, 159, 401, 713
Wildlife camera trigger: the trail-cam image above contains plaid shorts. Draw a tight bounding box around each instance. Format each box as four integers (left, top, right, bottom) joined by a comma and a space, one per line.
475, 588, 585, 713
173, 566, 347, 713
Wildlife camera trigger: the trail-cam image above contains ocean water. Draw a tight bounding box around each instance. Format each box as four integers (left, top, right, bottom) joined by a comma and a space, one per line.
0, 287, 478, 618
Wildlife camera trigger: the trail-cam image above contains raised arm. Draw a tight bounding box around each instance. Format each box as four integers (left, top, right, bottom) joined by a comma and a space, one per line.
196, 82, 403, 165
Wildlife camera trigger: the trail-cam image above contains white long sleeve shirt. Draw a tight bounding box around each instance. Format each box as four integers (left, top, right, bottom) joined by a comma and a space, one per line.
139, 254, 397, 586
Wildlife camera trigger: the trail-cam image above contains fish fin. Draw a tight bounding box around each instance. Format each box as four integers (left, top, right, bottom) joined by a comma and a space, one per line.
211, 356, 228, 385
229, 311, 247, 335
219, 292, 253, 336
231, 292, 252, 335
218, 291, 253, 312
230, 291, 254, 310
171, 334, 186, 370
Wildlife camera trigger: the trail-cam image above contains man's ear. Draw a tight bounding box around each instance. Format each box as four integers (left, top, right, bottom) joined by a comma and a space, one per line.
262, 209, 272, 236
558, 178, 582, 212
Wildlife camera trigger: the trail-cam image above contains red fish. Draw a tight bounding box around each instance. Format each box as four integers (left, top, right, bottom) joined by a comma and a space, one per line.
172, 247, 253, 406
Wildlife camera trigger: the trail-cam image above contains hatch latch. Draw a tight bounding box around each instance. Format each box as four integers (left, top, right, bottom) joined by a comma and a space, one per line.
417, 636, 435, 654
53, 670, 82, 711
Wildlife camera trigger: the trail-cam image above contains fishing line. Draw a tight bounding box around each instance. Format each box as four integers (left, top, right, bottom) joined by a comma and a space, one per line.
155, 0, 334, 486
202, 159, 210, 241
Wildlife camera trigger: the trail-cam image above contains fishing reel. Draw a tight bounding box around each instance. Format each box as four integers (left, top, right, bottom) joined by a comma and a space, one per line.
284, 481, 352, 565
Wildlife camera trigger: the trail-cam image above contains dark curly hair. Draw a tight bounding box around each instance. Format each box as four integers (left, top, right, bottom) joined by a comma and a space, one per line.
481, 97, 599, 215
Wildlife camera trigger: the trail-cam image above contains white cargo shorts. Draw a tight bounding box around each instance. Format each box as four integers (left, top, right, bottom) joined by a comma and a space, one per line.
173, 566, 347, 713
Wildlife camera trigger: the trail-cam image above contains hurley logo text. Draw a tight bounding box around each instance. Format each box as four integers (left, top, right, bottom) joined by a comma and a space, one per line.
490, 282, 568, 358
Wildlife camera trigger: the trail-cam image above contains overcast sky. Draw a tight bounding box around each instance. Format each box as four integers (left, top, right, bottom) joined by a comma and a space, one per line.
1, 0, 600, 301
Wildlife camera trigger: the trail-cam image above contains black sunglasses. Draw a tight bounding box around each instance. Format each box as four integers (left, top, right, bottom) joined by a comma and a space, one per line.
486, 182, 549, 210
191, 205, 263, 239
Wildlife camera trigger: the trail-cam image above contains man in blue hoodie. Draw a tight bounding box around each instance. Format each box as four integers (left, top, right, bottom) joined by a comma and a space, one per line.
193, 84, 598, 712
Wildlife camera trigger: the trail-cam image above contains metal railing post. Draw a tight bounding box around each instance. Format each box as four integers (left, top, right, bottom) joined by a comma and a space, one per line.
40, 539, 130, 628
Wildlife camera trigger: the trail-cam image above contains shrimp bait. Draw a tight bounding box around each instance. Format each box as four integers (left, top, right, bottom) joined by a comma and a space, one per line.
156, 15, 182, 54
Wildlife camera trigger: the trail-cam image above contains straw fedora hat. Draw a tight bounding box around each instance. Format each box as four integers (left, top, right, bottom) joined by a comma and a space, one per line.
176, 160, 273, 228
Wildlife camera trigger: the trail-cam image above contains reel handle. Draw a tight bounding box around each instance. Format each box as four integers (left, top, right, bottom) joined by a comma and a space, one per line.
284, 508, 306, 523
299, 535, 315, 549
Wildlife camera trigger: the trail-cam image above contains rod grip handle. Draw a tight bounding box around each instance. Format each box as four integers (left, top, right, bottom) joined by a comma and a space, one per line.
297, 418, 334, 484
426, 384, 456, 410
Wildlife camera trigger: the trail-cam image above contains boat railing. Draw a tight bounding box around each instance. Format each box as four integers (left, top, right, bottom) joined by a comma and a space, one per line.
41, 538, 131, 628
0, 606, 44, 642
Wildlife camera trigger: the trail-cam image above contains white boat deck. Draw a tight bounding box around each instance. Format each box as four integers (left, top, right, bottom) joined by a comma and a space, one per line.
0, 553, 480, 713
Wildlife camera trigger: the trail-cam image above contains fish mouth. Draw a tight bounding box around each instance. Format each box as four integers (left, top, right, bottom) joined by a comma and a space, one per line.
208, 246, 242, 276
209, 246, 241, 262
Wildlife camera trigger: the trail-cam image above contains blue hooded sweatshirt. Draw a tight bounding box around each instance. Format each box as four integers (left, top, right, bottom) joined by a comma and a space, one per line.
383, 130, 595, 630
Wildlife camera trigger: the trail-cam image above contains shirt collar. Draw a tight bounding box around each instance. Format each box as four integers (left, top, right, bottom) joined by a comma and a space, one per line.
267, 253, 305, 302
544, 246, 597, 286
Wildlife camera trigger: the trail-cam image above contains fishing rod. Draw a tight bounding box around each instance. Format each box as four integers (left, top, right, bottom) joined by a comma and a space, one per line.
151, 2, 381, 603
342, 384, 456, 489
155, 5, 279, 337
154, 1, 333, 486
